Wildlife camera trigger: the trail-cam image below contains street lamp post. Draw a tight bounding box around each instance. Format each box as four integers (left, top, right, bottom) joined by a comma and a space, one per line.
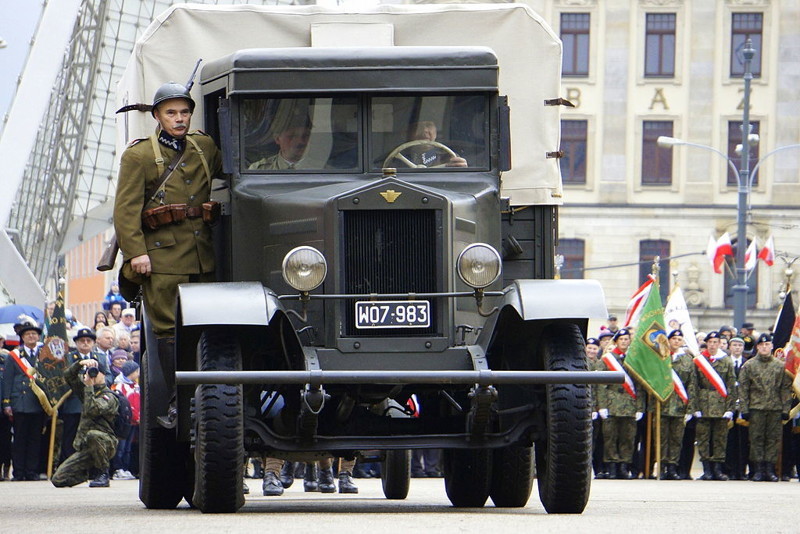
733, 39, 755, 330
657, 40, 800, 329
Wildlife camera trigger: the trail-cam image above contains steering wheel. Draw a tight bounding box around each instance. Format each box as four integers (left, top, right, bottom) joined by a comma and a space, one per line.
383, 139, 459, 168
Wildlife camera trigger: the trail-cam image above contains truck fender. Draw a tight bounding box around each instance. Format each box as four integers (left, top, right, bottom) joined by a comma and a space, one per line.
177, 281, 281, 328
499, 279, 607, 321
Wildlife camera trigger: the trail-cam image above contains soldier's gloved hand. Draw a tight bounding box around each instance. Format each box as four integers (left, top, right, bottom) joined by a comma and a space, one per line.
694, 411, 702, 418
598, 408, 609, 419
722, 411, 733, 420
741, 412, 750, 421
635, 412, 643, 421
591, 411, 598, 420
684, 413, 693, 423
782, 413, 790, 421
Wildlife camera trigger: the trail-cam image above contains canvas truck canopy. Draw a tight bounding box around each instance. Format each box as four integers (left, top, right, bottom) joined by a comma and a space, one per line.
116, 3, 564, 205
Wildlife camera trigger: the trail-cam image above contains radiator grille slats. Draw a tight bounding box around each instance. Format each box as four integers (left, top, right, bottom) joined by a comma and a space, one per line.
342, 210, 439, 336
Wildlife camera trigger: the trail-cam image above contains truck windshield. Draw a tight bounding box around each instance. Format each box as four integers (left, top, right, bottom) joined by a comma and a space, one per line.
370, 95, 489, 171
240, 94, 489, 173
241, 97, 359, 172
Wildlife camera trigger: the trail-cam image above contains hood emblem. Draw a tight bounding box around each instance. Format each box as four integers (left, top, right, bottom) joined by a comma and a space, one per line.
379, 189, 402, 203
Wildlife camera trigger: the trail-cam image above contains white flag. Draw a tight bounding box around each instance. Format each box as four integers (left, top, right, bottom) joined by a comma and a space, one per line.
664, 286, 700, 356
744, 240, 757, 272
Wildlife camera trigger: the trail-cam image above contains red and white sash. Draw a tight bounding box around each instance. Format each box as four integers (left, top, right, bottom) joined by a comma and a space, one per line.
672, 370, 689, 404
693, 354, 727, 398
9, 349, 36, 378
602, 352, 636, 399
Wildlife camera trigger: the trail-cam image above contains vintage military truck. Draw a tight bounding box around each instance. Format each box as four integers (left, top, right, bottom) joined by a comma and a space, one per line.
118, 4, 619, 515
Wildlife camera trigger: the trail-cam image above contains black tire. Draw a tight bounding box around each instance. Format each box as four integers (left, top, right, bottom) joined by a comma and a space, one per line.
535, 323, 592, 514
443, 448, 492, 508
489, 445, 534, 507
381, 450, 411, 500
139, 351, 187, 509
191, 328, 245, 513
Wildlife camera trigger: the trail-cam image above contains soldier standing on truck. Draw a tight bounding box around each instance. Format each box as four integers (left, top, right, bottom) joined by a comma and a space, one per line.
114, 81, 222, 351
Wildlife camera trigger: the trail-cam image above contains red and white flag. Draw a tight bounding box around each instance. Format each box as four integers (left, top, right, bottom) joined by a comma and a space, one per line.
623, 275, 654, 328
706, 233, 733, 274
671, 369, 689, 404
693, 355, 727, 398
744, 240, 757, 272
602, 353, 637, 399
757, 235, 775, 266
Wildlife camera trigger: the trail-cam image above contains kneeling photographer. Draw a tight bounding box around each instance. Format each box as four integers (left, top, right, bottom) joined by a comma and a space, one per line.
51, 358, 118, 488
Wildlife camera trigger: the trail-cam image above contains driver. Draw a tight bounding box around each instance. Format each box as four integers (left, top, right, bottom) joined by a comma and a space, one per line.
250, 115, 312, 170
402, 120, 467, 168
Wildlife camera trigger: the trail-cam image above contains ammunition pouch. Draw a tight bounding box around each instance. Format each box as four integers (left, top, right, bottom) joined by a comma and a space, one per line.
141, 201, 219, 230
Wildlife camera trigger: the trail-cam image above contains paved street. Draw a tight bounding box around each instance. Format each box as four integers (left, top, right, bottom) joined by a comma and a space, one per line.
2, 476, 796, 533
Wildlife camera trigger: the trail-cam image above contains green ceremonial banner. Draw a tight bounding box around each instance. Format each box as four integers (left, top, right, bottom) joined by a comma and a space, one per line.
623, 279, 673, 402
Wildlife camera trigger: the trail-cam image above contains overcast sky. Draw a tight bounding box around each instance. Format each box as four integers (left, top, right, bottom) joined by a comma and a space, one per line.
0, 1, 42, 120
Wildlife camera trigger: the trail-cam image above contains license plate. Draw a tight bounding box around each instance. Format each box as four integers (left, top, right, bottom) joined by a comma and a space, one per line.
355, 300, 430, 329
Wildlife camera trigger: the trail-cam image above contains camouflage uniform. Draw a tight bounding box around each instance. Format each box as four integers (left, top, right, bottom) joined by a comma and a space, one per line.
738, 355, 792, 465
596, 349, 645, 472
659, 351, 693, 470
691, 353, 735, 463
51, 362, 118, 487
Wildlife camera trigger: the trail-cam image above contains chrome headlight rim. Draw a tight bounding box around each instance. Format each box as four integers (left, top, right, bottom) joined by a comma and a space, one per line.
457, 243, 502, 289
281, 246, 327, 292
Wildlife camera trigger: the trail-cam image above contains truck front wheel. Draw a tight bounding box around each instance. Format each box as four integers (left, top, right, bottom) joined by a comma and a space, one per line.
535, 323, 592, 514
381, 449, 411, 499
191, 328, 245, 513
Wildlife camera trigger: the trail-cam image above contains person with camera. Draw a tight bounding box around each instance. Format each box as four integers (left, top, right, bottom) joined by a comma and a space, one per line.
51, 358, 118, 488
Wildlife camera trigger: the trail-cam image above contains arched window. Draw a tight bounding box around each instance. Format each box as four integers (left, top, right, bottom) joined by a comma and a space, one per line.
639, 239, 670, 302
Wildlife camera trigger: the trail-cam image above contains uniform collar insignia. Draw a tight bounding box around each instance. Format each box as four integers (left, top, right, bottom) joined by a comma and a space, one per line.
158, 131, 185, 152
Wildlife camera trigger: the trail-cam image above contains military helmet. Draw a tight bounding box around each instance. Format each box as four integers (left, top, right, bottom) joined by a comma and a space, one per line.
151, 82, 195, 117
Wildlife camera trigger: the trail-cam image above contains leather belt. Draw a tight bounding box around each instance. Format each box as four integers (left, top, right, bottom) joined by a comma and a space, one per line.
186, 206, 203, 218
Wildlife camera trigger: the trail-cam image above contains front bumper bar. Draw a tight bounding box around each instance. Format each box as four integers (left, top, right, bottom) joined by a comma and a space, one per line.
176, 370, 624, 386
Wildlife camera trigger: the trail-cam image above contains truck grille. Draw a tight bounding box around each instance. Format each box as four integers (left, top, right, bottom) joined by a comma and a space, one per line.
342, 209, 439, 336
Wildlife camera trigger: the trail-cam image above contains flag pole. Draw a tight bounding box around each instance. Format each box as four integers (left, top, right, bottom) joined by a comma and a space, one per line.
46, 391, 72, 479
651, 257, 662, 479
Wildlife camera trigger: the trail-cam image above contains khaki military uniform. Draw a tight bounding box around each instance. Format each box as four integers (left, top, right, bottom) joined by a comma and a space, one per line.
52, 362, 119, 487
738, 355, 792, 463
690, 353, 735, 462
250, 154, 295, 170
659, 351, 693, 465
596, 350, 645, 465
114, 131, 222, 337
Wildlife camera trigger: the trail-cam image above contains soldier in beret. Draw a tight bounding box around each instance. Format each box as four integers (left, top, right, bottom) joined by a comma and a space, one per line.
596, 328, 644, 479
658, 330, 693, 479
738, 334, 792, 481
586, 337, 607, 478
691, 331, 736, 480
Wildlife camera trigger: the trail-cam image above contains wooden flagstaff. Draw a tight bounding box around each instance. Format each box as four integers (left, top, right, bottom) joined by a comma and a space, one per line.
46, 391, 72, 479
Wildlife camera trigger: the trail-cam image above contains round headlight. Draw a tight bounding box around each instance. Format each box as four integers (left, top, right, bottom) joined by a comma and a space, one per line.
457, 243, 502, 289
282, 246, 327, 292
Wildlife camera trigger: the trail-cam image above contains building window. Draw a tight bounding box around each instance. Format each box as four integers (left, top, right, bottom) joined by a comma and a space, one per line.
639, 240, 670, 303
731, 13, 763, 78
557, 238, 585, 279
727, 121, 760, 186
642, 120, 673, 185
644, 13, 676, 77
724, 238, 758, 309
560, 120, 587, 185
561, 13, 590, 77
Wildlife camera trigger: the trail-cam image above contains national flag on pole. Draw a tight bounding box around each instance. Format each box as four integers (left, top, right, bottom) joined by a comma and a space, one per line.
624, 278, 674, 402
664, 286, 701, 356
602, 352, 637, 399
772, 291, 795, 353
624, 275, 654, 328
744, 240, 757, 272
693, 355, 728, 398
706, 233, 734, 274
758, 235, 775, 266
784, 316, 800, 379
